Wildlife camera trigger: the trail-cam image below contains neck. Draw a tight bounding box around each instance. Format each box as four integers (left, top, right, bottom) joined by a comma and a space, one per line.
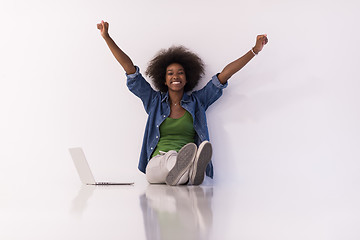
168, 90, 183, 105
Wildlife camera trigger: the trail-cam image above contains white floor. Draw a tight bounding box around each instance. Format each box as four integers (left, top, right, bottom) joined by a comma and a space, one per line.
1, 176, 360, 240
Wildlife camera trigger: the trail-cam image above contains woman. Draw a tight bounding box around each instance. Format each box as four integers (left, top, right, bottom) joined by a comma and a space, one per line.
97, 20, 268, 186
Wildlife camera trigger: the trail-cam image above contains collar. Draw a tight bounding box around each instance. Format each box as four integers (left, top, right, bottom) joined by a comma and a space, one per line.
161, 91, 191, 103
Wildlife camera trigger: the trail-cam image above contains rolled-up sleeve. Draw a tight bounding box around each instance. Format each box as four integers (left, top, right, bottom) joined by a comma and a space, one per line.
212, 73, 228, 89
126, 65, 141, 79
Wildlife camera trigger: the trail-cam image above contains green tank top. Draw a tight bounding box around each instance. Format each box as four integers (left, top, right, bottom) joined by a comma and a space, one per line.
152, 110, 195, 157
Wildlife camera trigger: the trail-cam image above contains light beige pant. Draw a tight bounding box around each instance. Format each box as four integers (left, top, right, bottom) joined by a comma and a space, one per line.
146, 150, 189, 185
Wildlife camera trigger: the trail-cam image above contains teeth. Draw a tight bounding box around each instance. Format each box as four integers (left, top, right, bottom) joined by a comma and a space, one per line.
172, 81, 181, 84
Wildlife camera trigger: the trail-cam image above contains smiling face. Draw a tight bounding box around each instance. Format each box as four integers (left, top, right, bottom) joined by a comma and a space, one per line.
165, 63, 187, 93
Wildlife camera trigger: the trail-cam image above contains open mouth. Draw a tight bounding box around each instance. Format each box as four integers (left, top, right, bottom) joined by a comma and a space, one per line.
171, 81, 181, 85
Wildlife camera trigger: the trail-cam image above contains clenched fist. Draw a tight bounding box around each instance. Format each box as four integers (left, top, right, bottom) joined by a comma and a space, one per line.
97, 20, 109, 39
253, 34, 268, 54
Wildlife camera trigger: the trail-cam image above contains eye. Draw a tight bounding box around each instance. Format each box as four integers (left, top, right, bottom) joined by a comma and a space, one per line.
167, 72, 173, 76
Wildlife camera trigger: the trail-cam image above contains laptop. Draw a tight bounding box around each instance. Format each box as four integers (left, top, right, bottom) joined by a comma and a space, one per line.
69, 147, 134, 185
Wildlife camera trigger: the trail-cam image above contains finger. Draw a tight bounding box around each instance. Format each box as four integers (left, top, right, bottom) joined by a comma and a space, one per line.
264, 36, 268, 44
97, 23, 102, 30
260, 35, 268, 44
101, 21, 107, 34
257, 35, 265, 43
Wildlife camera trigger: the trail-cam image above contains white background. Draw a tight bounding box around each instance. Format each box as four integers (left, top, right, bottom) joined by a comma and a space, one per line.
1, 0, 359, 223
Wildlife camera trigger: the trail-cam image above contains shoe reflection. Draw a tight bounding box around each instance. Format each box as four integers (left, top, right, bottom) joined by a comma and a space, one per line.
140, 185, 213, 240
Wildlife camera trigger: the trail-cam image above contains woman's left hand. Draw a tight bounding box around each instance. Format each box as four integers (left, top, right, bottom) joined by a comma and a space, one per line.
253, 34, 268, 54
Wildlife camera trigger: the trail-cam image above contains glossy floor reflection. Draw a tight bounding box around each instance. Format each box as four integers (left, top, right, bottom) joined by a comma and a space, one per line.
69, 183, 214, 240
2, 178, 360, 240
140, 185, 213, 240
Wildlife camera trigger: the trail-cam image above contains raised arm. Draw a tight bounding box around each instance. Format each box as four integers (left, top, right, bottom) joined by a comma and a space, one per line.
97, 20, 136, 75
217, 34, 268, 84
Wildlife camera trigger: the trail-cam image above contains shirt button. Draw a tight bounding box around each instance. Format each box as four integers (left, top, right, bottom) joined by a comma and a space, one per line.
156, 136, 158, 138
163, 115, 166, 118
151, 147, 153, 150
156, 125, 159, 128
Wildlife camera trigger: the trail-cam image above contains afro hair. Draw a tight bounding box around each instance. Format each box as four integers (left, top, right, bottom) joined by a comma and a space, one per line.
145, 46, 205, 92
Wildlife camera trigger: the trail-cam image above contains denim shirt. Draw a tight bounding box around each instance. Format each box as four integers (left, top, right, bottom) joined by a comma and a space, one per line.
126, 66, 227, 178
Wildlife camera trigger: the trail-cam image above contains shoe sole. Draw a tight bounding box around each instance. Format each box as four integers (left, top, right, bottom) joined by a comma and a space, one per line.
165, 143, 197, 186
191, 141, 212, 185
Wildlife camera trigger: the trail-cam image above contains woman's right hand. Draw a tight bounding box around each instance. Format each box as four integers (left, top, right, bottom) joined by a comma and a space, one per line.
97, 20, 109, 39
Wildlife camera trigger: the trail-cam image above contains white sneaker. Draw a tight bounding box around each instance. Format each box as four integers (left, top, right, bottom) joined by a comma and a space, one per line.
165, 143, 197, 186
190, 141, 212, 185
